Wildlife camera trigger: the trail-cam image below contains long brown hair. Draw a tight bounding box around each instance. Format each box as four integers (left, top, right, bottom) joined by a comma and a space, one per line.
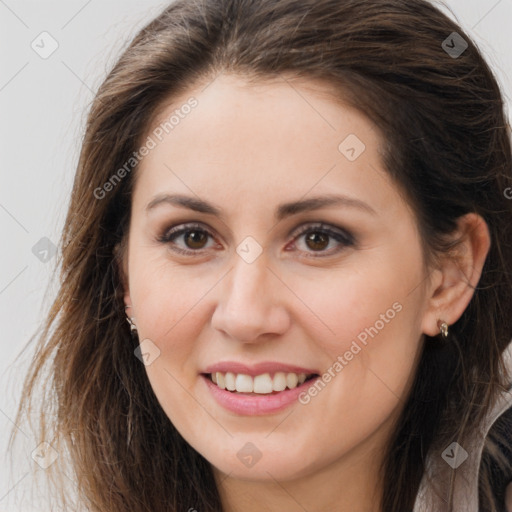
11, 1, 512, 510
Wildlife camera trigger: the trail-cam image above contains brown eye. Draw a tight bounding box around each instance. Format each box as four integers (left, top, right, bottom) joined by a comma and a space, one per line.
304, 232, 330, 251
289, 222, 355, 258
183, 230, 209, 249
158, 223, 217, 255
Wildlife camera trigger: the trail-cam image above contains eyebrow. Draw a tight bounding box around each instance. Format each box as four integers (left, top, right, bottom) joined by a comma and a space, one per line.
145, 193, 377, 220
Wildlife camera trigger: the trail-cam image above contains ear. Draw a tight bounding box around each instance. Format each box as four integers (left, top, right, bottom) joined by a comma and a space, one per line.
421, 213, 490, 336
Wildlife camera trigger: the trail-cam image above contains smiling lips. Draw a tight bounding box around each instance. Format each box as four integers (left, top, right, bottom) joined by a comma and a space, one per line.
202, 361, 319, 395
210, 371, 313, 394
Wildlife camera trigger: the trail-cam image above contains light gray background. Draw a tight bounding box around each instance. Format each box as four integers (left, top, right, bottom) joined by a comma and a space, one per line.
1, 0, 511, 509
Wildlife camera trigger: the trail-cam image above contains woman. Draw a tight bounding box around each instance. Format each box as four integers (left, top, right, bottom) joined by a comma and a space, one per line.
12, 0, 512, 511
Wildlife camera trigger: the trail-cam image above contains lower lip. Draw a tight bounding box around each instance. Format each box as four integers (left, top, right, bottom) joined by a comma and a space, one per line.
201, 374, 319, 415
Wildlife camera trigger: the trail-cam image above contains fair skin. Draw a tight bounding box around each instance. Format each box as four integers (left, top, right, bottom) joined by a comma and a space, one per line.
120, 74, 490, 512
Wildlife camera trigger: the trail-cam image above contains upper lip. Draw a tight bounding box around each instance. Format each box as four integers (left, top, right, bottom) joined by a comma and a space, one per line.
203, 361, 320, 377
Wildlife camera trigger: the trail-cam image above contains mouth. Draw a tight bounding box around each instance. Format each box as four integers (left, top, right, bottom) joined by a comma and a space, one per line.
202, 371, 320, 395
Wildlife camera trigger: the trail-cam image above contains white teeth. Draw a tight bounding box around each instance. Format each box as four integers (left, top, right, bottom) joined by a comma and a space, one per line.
286, 373, 298, 389
216, 372, 225, 389
225, 372, 236, 391
235, 374, 253, 392
273, 372, 287, 391
210, 371, 313, 394
253, 373, 273, 394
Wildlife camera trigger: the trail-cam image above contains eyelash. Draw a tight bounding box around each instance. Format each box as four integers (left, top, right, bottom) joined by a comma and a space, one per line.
157, 222, 355, 258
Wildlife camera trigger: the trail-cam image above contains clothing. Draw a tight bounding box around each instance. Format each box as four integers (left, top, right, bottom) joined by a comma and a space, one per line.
413, 344, 512, 512
488, 404, 512, 510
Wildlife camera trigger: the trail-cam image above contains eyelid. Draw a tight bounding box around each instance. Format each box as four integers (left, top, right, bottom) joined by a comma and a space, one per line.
289, 222, 354, 244
157, 222, 218, 248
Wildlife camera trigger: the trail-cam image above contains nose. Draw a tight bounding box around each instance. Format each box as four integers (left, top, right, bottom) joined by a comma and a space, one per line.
211, 253, 291, 343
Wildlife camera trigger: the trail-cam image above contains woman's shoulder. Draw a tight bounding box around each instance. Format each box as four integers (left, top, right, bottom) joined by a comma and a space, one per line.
413, 346, 512, 512
483, 383, 512, 511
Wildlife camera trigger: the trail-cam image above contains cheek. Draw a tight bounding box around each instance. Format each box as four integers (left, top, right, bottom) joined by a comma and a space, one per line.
283, 269, 424, 463
127, 258, 215, 433
291, 255, 425, 406
291, 260, 421, 351
129, 260, 211, 358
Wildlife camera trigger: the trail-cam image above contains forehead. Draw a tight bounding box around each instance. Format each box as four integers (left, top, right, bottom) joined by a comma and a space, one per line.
132, 74, 402, 220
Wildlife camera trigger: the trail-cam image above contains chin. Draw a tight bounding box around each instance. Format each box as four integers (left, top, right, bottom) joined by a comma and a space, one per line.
206, 446, 318, 482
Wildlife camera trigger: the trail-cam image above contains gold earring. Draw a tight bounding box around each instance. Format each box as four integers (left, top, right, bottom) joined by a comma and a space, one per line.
437, 319, 449, 339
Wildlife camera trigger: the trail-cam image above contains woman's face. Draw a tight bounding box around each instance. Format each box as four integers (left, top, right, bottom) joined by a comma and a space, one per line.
123, 74, 432, 482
